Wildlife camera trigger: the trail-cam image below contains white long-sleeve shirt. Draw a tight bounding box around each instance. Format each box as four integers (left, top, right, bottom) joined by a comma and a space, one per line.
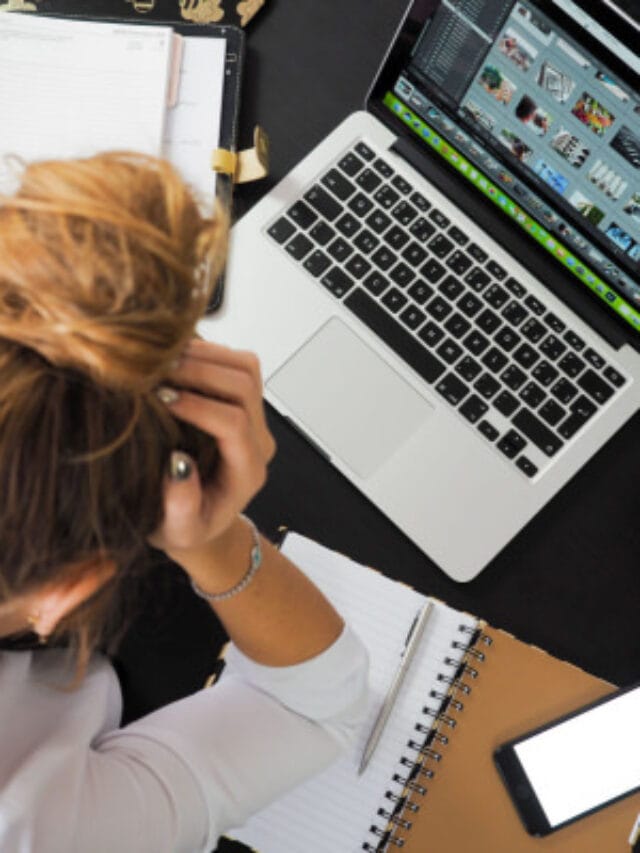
0, 625, 369, 852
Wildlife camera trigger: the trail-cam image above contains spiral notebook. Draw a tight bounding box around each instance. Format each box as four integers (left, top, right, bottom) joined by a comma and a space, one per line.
228, 533, 639, 852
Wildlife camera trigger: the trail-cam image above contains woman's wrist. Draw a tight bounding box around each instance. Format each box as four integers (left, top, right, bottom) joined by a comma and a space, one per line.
167, 514, 257, 597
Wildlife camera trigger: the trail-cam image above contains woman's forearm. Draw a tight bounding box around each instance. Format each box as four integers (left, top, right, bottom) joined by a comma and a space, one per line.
167, 515, 344, 666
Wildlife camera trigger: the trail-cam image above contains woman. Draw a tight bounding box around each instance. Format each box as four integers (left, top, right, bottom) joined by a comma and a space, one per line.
0, 153, 369, 851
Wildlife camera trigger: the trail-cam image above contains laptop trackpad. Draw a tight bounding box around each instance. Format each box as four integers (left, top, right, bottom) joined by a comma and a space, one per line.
266, 317, 434, 479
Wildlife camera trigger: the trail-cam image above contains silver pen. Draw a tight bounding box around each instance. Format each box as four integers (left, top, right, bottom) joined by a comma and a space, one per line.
358, 601, 434, 775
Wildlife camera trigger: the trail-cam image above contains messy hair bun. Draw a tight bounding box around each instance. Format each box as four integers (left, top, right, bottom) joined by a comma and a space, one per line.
0, 153, 226, 671
0, 152, 226, 390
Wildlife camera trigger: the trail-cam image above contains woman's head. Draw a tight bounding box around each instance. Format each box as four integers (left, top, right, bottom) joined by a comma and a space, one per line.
0, 152, 226, 661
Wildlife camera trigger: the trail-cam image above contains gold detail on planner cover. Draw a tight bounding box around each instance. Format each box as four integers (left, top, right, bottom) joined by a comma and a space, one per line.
0, 0, 38, 11
126, 0, 156, 12
179, 0, 224, 24
236, 0, 264, 27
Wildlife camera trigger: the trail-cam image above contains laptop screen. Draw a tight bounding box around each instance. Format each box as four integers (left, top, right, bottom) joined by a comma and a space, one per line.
371, 0, 640, 336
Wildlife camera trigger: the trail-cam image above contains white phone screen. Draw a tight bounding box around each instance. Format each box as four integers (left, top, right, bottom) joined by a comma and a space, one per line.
514, 686, 640, 827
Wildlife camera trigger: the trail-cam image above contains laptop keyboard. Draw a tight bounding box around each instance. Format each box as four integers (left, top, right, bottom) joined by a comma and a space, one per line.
266, 140, 628, 479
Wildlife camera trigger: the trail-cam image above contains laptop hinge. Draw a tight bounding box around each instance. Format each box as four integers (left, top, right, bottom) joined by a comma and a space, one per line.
389, 135, 632, 354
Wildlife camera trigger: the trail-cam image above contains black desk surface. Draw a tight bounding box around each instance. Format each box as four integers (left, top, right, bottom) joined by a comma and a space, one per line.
230, 0, 640, 690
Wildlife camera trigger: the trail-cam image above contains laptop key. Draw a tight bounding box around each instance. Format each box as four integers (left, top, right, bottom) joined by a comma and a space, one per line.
288, 200, 317, 229
390, 262, 414, 288
512, 342, 539, 369
338, 151, 364, 177
564, 331, 585, 352
458, 293, 483, 318
464, 330, 490, 356
524, 294, 545, 316
484, 284, 509, 309
486, 260, 506, 280
382, 287, 408, 313
429, 233, 455, 259
418, 321, 445, 347
502, 301, 527, 326
335, 212, 361, 238
410, 191, 430, 211
532, 360, 559, 387
584, 348, 605, 369
494, 390, 519, 417
345, 254, 371, 279
348, 193, 374, 216
456, 356, 482, 382
460, 394, 488, 424
373, 157, 394, 178
429, 208, 450, 228
519, 381, 545, 408
320, 266, 355, 298
521, 317, 546, 343
447, 250, 473, 275
482, 347, 508, 373
392, 201, 418, 226
410, 217, 436, 242
402, 242, 428, 266
448, 226, 469, 246
305, 185, 342, 221
322, 169, 356, 201
551, 378, 577, 404
558, 352, 586, 379
539, 399, 565, 427
475, 307, 501, 332
353, 229, 379, 254
371, 246, 397, 271
603, 365, 625, 388
268, 217, 296, 244
468, 243, 488, 263
435, 373, 469, 406
577, 369, 614, 405
440, 275, 464, 301
304, 250, 332, 277
505, 277, 526, 298
366, 209, 392, 234
501, 364, 527, 391
391, 175, 412, 195
497, 430, 526, 459
445, 312, 471, 339
285, 232, 313, 260
421, 258, 446, 283
558, 396, 597, 440
475, 373, 500, 399
385, 225, 410, 250
427, 295, 452, 321
309, 220, 335, 246
408, 280, 434, 304
540, 334, 566, 360
354, 142, 375, 161
356, 168, 382, 193
464, 267, 491, 292
544, 312, 565, 333
512, 409, 563, 457
327, 237, 353, 262
362, 271, 389, 297
516, 456, 538, 477
494, 327, 520, 353
345, 288, 447, 384
400, 304, 426, 331
478, 420, 499, 441
437, 339, 464, 365
374, 185, 400, 209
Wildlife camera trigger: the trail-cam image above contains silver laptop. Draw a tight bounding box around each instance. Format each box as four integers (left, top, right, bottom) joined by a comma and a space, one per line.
200, 0, 640, 581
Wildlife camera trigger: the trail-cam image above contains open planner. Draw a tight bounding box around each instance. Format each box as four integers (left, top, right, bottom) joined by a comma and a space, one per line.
228, 533, 639, 852
0, 11, 243, 209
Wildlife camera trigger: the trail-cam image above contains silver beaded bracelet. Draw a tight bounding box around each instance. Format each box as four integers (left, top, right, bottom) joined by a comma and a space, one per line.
190, 515, 263, 602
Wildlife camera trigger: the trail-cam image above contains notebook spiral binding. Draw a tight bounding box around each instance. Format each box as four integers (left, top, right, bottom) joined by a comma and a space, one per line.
362, 622, 492, 852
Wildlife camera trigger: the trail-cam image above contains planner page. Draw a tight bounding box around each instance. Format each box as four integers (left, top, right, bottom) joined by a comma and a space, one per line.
229, 533, 478, 853
0, 14, 173, 192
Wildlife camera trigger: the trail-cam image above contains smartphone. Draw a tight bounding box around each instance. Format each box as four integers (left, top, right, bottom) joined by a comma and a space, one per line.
494, 682, 640, 836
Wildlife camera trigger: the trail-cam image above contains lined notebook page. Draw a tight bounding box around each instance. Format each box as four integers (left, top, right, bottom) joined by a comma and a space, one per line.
0, 15, 173, 193
229, 533, 478, 853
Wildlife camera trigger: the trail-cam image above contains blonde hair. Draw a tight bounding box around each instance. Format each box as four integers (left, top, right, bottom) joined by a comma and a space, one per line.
0, 152, 226, 671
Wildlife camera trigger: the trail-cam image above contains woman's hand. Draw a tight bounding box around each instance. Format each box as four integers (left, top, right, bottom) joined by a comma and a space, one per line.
149, 339, 275, 559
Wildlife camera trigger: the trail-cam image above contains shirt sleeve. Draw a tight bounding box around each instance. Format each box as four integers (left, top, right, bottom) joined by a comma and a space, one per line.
77, 624, 369, 853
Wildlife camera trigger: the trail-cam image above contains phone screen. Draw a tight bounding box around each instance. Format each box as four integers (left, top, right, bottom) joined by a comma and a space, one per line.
496, 684, 640, 834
